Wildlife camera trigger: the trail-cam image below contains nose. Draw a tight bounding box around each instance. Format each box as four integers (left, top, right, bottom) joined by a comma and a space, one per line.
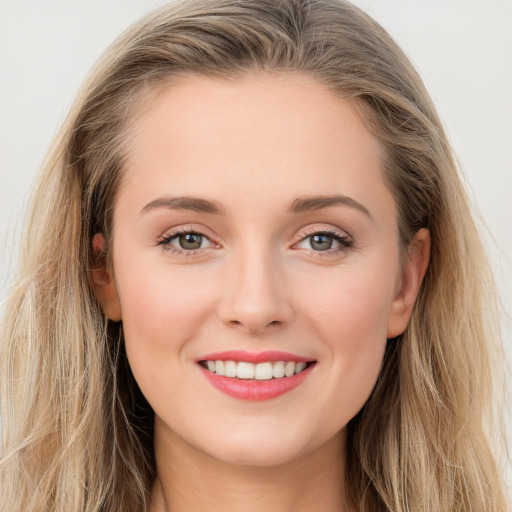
217, 247, 294, 335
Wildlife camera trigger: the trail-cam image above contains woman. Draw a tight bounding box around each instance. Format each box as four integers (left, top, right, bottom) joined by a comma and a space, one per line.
0, 0, 507, 510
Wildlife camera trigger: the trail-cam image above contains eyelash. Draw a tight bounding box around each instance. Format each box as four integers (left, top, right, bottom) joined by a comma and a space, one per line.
296, 227, 353, 257
157, 227, 215, 257
156, 226, 353, 258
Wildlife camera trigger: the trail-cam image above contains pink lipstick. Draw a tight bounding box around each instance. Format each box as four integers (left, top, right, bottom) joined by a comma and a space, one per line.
196, 350, 316, 401
196, 350, 312, 364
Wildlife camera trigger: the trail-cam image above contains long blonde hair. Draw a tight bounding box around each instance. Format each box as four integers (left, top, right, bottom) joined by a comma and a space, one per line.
0, 0, 507, 510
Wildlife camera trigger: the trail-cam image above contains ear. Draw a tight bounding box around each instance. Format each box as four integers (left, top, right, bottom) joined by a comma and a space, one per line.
91, 233, 122, 322
386, 228, 430, 338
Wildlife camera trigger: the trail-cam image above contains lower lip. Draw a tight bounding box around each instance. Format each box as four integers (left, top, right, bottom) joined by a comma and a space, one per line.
199, 363, 316, 401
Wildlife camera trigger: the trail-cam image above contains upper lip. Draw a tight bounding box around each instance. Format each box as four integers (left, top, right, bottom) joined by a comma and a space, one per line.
196, 350, 315, 364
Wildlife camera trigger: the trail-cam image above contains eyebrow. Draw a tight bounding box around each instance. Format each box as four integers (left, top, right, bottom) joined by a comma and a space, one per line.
288, 194, 371, 218
140, 194, 371, 218
140, 196, 225, 215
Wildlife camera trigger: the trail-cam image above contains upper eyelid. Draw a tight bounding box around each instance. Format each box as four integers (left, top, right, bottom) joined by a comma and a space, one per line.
294, 225, 352, 244
159, 224, 350, 241
159, 225, 216, 241
297, 225, 349, 236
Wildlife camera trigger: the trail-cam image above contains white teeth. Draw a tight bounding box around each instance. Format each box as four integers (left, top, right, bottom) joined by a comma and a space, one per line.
272, 361, 285, 378
295, 362, 306, 374
224, 360, 237, 378
285, 361, 295, 377
254, 362, 273, 380
203, 360, 311, 379
236, 362, 255, 379
215, 360, 225, 376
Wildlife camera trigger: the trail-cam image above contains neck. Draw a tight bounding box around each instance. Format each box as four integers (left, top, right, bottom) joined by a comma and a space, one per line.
148, 419, 349, 512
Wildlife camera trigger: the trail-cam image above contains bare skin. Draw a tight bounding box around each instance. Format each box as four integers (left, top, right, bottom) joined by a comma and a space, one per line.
92, 72, 430, 512
149, 424, 347, 511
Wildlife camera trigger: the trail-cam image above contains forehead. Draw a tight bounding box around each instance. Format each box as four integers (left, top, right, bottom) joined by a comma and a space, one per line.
119, 72, 395, 222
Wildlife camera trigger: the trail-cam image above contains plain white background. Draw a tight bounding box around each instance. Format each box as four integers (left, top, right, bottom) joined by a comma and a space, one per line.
1, 0, 511, 496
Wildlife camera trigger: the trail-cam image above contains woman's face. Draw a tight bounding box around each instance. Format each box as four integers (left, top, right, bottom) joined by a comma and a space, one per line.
94, 72, 428, 466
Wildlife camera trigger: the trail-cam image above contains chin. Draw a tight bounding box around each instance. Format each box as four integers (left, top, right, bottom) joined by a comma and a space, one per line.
198, 428, 315, 467
210, 444, 301, 467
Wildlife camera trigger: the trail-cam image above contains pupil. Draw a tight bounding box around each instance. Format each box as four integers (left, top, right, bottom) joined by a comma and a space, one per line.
311, 234, 332, 251
180, 233, 202, 249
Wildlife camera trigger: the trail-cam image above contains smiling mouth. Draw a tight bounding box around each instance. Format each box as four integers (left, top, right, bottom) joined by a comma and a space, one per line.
198, 360, 317, 380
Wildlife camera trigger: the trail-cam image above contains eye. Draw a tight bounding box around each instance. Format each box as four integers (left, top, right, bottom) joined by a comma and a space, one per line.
173, 232, 207, 250
157, 228, 216, 255
295, 229, 352, 254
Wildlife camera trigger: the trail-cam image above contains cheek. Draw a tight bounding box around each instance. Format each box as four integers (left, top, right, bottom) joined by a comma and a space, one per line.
317, 280, 390, 378
118, 253, 216, 328
114, 262, 217, 390
297, 264, 395, 425
302, 262, 396, 345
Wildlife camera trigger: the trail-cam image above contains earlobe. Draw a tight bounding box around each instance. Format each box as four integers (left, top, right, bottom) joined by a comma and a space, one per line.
386, 228, 430, 338
91, 233, 122, 322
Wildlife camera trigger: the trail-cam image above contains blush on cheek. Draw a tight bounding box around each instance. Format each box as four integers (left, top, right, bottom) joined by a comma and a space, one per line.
307, 274, 393, 340
303, 275, 390, 404
119, 269, 215, 362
